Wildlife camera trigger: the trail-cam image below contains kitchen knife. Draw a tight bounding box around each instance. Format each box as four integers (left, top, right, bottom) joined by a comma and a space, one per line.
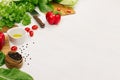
30, 10, 45, 28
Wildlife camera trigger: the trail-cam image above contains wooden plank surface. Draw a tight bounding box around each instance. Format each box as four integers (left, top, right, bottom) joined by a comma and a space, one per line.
52, 3, 75, 16
1, 35, 10, 55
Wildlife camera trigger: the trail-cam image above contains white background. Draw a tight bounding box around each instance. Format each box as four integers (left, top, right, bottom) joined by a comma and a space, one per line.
5, 0, 120, 80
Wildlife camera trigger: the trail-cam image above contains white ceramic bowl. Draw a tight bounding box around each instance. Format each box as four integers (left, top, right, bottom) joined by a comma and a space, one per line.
7, 27, 27, 45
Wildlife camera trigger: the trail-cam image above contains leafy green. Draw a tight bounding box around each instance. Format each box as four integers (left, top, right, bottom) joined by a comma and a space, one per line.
38, 0, 53, 12
0, 52, 5, 66
58, 0, 78, 6
0, 0, 35, 29
0, 0, 78, 29
31, 0, 38, 5
38, 0, 78, 13
22, 13, 31, 26
38, 0, 48, 4
0, 68, 33, 80
53, 0, 62, 3
38, 3, 53, 12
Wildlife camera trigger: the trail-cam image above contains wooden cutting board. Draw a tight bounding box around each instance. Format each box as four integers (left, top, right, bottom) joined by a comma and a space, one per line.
0, 25, 17, 54
1, 35, 10, 55
52, 3, 75, 16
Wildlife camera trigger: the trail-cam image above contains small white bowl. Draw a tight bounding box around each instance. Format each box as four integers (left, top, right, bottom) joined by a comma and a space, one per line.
7, 27, 27, 45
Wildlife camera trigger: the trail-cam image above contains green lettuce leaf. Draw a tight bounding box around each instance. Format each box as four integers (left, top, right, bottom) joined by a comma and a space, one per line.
38, 3, 53, 12
38, 0, 53, 12
0, 52, 5, 66
0, 68, 33, 80
56, 0, 78, 6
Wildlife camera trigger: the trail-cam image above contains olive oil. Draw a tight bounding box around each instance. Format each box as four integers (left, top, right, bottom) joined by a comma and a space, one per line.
13, 34, 22, 38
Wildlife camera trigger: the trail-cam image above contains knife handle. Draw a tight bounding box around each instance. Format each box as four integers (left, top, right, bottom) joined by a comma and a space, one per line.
33, 15, 45, 28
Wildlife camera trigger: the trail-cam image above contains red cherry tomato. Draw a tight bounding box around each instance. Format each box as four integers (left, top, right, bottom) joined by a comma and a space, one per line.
25, 27, 30, 32
32, 25, 38, 30
46, 11, 61, 25
57, 8, 61, 11
29, 30, 34, 37
66, 9, 71, 13
11, 46, 17, 51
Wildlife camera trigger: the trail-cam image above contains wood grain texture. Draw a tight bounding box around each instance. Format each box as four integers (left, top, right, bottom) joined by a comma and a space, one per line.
1, 35, 10, 55
52, 3, 75, 16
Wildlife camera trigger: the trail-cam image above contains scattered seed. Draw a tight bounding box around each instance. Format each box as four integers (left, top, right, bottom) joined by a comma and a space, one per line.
29, 58, 32, 60
18, 43, 32, 66
27, 63, 29, 65
26, 54, 29, 57
33, 42, 35, 44
24, 59, 26, 62
22, 45, 24, 47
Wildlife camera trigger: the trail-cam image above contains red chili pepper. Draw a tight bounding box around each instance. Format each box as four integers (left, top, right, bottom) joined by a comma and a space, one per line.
0, 32, 5, 50
46, 11, 61, 25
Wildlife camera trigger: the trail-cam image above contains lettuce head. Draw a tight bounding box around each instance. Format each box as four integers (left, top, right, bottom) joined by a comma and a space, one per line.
55, 0, 78, 7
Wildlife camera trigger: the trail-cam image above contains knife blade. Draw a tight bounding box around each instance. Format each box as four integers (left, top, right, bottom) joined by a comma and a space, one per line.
30, 10, 45, 28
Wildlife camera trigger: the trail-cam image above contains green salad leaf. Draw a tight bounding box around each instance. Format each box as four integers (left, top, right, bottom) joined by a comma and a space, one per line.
38, 0, 53, 12
0, 51, 5, 66
0, 68, 33, 80
0, 0, 35, 29
53, 0, 62, 3
22, 13, 31, 26
38, 3, 53, 12
59, 0, 78, 6
54, 0, 78, 6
